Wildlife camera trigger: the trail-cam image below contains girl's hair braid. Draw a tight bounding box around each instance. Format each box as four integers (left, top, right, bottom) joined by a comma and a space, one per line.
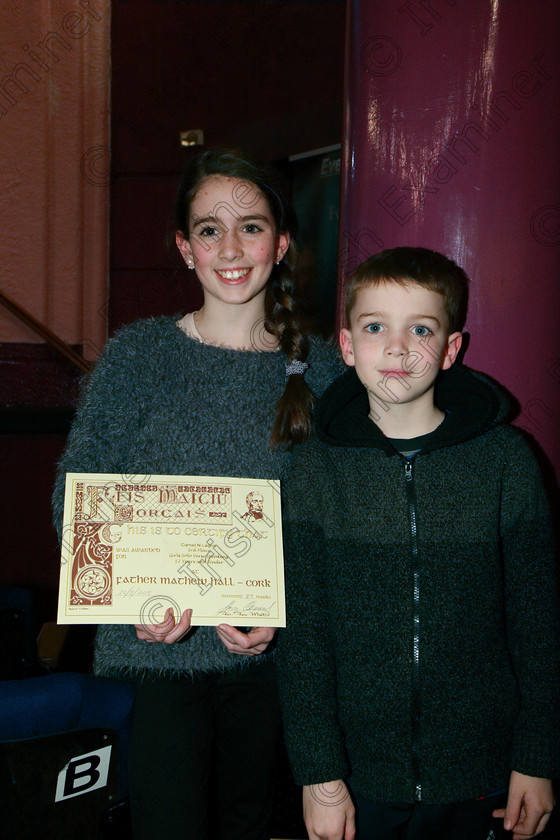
265, 241, 314, 449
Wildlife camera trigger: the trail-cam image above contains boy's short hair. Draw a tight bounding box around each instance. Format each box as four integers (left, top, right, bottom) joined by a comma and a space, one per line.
346, 247, 470, 333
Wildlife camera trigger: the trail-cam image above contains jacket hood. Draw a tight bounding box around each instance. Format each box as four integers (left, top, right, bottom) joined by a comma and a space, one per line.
315, 364, 513, 454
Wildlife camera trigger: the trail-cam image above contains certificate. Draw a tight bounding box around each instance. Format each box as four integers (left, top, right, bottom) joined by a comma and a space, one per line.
57, 473, 285, 627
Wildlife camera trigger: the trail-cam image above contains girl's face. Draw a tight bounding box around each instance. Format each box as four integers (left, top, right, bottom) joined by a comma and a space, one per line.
176, 175, 289, 309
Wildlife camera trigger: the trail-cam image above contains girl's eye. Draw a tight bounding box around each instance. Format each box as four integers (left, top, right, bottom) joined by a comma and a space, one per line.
199, 226, 219, 238
365, 323, 383, 333
412, 325, 432, 336
242, 223, 262, 234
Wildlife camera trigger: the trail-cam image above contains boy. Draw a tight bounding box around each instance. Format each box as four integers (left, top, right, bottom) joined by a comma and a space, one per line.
277, 247, 559, 840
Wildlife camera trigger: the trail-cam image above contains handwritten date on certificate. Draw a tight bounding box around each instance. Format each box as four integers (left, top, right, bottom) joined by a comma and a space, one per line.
57, 473, 285, 627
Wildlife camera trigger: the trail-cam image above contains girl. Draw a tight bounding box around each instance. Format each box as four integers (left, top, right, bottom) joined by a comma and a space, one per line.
53, 148, 342, 839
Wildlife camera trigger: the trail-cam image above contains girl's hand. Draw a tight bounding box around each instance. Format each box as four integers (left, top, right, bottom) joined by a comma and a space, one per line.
303, 780, 356, 840
493, 771, 554, 839
216, 624, 277, 655
134, 607, 192, 644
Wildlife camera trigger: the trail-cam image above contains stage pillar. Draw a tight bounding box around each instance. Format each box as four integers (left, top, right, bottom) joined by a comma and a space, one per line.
338, 0, 560, 476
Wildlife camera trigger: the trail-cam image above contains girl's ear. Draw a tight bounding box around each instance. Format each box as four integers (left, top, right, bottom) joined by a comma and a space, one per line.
441, 331, 463, 369
276, 232, 290, 263
339, 328, 355, 367
176, 232, 194, 267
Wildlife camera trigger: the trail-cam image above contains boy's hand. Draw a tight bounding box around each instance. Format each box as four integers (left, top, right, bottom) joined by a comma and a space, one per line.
216, 624, 277, 655
302, 780, 355, 840
492, 771, 554, 839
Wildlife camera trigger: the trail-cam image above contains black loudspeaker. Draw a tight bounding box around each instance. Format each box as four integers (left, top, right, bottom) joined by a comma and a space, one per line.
0, 728, 120, 839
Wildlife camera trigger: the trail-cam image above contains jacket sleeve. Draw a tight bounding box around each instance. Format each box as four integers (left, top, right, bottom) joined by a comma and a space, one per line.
276, 442, 350, 786
500, 428, 560, 779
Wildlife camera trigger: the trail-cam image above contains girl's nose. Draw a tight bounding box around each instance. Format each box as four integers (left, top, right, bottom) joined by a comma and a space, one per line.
218, 229, 243, 261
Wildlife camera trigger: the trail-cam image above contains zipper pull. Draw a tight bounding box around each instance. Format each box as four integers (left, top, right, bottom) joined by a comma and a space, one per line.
404, 461, 413, 481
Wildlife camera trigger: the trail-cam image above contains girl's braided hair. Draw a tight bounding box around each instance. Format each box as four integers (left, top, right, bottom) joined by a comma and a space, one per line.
175, 147, 314, 449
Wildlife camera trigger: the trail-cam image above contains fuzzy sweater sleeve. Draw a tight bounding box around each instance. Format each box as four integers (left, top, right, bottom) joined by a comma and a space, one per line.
277, 441, 350, 786
52, 321, 155, 538
499, 428, 560, 779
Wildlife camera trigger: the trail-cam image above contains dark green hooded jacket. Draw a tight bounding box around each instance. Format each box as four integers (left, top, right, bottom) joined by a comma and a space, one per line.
277, 365, 560, 803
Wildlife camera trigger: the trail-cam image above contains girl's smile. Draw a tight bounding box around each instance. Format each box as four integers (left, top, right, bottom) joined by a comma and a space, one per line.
215, 268, 252, 282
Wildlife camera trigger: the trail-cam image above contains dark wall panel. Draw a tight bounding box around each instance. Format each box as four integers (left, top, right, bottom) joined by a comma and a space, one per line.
0, 433, 68, 622
110, 0, 346, 330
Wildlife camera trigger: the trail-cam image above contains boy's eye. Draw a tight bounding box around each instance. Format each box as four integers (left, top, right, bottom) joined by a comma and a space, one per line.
412, 325, 432, 336
365, 323, 383, 333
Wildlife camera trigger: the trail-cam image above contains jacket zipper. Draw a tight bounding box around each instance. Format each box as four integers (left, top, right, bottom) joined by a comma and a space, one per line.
405, 459, 422, 802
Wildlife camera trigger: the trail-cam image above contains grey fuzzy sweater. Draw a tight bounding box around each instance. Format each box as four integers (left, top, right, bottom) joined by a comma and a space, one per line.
277, 366, 560, 803
52, 316, 342, 678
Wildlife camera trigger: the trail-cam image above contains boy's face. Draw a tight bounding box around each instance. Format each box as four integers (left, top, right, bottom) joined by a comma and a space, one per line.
340, 281, 462, 414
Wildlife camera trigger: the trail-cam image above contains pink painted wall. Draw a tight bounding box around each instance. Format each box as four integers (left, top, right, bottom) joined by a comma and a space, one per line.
338, 0, 560, 477
0, 0, 110, 360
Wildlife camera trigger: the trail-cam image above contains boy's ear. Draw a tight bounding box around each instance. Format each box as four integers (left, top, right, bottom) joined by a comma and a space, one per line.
176, 231, 194, 265
339, 328, 355, 367
441, 331, 463, 370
